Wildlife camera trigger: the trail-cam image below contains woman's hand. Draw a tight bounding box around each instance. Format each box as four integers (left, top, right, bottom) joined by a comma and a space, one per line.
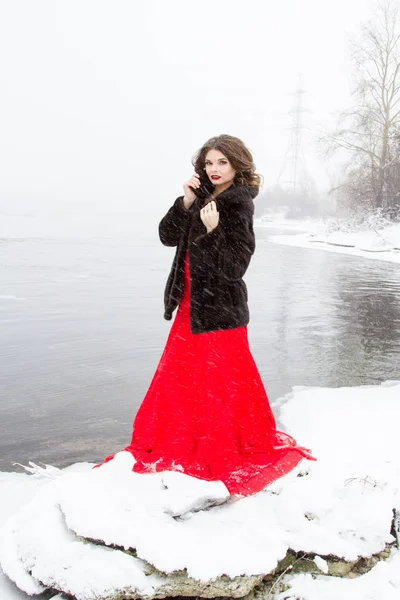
182, 173, 200, 208
200, 200, 219, 233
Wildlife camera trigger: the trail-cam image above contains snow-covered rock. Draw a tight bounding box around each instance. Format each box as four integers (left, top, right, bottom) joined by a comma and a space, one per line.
0, 382, 400, 600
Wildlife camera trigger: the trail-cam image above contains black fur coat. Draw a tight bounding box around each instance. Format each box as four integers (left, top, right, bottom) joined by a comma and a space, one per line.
159, 184, 258, 334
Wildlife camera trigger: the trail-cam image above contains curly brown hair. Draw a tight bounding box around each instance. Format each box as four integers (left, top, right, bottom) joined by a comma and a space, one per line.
192, 134, 262, 189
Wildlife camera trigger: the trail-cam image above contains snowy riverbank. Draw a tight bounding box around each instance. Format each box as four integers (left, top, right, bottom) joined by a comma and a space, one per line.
1, 381, 400, 600
256, 215, 400, 264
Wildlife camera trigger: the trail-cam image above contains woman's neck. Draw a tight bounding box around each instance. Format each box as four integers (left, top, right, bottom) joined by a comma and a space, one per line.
213, 182, 234, 197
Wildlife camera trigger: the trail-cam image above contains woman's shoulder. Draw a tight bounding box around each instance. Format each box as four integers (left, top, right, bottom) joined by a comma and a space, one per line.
217, 185, 258, 213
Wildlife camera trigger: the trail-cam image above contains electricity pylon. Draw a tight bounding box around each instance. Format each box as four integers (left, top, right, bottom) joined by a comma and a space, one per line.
277, 75, 312, 194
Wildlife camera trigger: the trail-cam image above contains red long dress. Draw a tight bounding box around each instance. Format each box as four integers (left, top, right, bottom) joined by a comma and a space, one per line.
102, 252, 315, 496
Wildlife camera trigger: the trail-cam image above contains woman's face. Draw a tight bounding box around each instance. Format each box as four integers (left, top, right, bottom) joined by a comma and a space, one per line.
204, 149, 236, 189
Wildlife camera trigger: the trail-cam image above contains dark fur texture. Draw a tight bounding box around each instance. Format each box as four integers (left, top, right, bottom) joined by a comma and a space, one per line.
159, 184, 258, 334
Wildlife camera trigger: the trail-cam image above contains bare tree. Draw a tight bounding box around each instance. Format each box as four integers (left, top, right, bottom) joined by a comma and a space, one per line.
323, 0, 400, 214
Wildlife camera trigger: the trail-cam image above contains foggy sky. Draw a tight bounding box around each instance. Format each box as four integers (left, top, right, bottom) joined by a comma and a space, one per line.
0, 0, 377, 215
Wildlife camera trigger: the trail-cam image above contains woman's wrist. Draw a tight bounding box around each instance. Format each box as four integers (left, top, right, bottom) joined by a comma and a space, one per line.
183, 195, 195, 210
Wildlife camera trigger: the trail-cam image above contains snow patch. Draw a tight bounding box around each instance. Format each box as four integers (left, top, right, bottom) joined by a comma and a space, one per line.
0, 384, 399, 600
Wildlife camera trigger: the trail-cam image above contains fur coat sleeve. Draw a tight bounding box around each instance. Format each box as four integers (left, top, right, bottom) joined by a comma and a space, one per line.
159, 196, 190, 247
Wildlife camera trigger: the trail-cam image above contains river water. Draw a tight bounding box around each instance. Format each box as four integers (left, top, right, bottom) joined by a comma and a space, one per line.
1, 217, 400, 471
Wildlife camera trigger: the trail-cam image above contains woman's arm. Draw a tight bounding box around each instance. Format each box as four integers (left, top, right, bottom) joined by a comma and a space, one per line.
159, 196, 191, 247
193, 197, 255, 280
159, 173, 200, 246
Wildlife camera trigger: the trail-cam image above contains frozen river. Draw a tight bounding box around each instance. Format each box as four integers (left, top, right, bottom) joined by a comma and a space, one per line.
1, 216, 400, 471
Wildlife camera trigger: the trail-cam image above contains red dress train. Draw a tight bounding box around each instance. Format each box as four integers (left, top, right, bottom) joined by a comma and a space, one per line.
103, 252, 315, 496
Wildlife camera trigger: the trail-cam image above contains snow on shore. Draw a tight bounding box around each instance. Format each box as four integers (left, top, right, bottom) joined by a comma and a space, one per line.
0, 381, 399, 600
256, 216, 400, 264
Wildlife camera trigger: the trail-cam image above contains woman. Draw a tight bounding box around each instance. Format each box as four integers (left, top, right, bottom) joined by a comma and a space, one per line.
103, 134, 315, 496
